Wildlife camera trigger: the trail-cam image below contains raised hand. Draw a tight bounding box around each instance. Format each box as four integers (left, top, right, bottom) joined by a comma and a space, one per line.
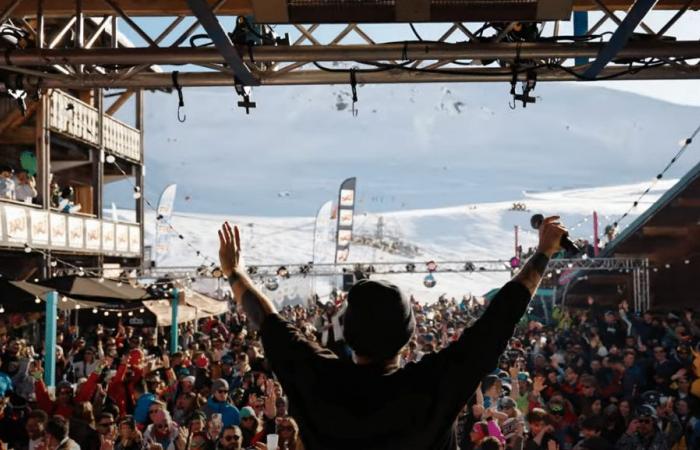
218, 222, 241, 278
537, 216, 568, 258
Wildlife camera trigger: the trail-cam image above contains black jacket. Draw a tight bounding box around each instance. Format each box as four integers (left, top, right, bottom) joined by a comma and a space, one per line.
261, 281, 531, 450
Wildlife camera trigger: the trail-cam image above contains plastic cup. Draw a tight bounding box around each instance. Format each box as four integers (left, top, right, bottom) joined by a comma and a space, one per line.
267, 433, 279, 450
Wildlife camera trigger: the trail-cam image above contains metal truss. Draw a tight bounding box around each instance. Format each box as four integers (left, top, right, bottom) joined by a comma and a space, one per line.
0, 0, 699, 96
552, 257, 651, 312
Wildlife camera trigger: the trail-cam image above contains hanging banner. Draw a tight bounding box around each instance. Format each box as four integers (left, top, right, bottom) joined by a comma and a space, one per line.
154, 184, 177, 266
4, 205, 28, 243
312, 201, 335, 265
334, 177, 356, 263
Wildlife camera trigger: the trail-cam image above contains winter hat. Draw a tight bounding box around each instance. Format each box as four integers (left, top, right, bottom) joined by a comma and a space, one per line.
343, 279, 415, 360
212, 378, 229, 392
239, 406, 256, 419
182, 376, 196, 385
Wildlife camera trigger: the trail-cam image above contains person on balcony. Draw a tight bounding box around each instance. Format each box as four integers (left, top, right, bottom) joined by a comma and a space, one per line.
58, 186, 81, 214
14, 169, 37, 203
0, 165, 16, 200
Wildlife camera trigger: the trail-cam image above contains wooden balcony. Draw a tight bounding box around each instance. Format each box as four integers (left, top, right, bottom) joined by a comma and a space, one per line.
0, 200, 141, 257
48, 89, 141, 162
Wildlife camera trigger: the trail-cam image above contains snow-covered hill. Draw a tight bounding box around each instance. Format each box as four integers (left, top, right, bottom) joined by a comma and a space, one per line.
142, 179, 674, 304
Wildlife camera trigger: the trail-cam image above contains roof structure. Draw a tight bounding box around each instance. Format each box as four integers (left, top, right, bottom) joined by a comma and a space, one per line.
0, 0, 698, 110
594, 160, 700, 310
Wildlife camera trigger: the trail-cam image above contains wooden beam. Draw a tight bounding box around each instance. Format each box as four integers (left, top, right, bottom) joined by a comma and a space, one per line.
106, 89, 134, 116
671, 197, 700, 208
641, 225, 691, 237
1, 0, 252, 17
0, 0, 695, 18
0, 101, 37, 134
0, 126, 37, 144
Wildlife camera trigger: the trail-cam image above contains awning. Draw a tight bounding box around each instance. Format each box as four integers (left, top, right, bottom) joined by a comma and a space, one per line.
142, 299, 197, 326
142, 291, 228, 326
39, 276, 150, 301
1, 279, 85, 313
185, 291, 229, 316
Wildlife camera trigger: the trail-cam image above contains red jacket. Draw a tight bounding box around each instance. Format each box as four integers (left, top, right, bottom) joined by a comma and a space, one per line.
35, 372, 99, 418
107, 364, 143, 417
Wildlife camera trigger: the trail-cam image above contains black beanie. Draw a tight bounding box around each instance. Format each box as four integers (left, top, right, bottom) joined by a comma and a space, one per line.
343, 279, 416, 361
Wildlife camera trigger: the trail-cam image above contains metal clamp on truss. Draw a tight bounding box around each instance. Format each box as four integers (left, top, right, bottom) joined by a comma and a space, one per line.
510, 68, 537, 109
235, 83, 256, 114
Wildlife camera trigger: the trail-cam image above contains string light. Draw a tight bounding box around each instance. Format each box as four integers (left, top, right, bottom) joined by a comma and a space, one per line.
75, 304, 81, 310
34, 297, 41, 304
117, 312, 123, 317
0, 305, 4, 313
606, 122, 700, 230
128, 311, 133, 316
92, 308, 98, 314
103, 311, 109, 316
61, 296, 67, 302
139, 308, 145, 313
24, 244, 31, 253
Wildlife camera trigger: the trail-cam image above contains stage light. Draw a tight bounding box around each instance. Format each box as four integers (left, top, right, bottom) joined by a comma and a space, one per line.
423, 274, 437, 288
265, 278, 279, 291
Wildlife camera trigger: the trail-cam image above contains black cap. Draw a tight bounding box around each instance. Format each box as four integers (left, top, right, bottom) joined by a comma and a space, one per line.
343, 279, 415, 361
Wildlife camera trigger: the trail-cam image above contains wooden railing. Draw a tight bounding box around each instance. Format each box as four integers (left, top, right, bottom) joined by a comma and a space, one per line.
0, 200, 141, 257
48, 90, 141, 162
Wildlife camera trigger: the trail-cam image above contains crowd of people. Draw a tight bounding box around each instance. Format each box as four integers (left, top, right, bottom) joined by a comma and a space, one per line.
0, 286, 698, 450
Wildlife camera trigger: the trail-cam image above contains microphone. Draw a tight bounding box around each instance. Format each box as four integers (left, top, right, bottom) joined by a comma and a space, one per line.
530, 214, 580, 254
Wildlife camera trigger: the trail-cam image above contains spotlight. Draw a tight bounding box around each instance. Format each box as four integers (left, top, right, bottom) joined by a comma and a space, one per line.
264, 278, 279, 291
426, 261, 437, 272
405, 263, 416, 273
464, 262, 475, 272
423, 274, 437, 288
276, 266, 289, 279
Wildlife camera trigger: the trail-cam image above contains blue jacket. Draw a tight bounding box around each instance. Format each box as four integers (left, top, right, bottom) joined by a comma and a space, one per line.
134, 393, 157, 425
0, 372, 13, 397
202, 396, 240, 427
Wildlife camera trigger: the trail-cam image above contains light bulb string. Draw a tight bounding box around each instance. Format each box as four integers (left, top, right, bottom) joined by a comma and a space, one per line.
603, 121, 700, 231
109, 159, 215, 266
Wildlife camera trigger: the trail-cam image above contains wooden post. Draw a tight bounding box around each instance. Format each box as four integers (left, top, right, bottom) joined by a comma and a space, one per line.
135, 89, 145, 264
35, 93, 50, 209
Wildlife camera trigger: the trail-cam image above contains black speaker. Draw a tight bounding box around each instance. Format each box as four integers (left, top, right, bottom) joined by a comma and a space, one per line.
342, 273, 355, 291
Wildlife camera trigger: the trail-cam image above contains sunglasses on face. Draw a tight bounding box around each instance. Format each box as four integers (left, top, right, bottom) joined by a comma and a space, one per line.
217, 389, 228, 394
222, 435, 241, 441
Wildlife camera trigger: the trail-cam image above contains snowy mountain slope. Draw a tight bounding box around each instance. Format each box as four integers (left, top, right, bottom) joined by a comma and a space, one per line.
141, 179, 674, 303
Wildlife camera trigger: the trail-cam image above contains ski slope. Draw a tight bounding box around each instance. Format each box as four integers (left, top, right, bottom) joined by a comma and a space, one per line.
140, 179, 674, 304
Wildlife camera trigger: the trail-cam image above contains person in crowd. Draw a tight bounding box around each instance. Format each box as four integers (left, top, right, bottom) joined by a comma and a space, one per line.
215, 425, 242, 450
142, 409, 179, 450
14, 169, 37, 203
22, 409, 48, 450
45, 415, 80, 450
202, 379, 239, 427
238, 407, 264, 448
0, 165, 15, 200
114, 416, 142, 450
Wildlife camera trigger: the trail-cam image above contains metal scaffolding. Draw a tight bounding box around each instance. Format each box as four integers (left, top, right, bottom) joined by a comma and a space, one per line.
0, 0, 698, 95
